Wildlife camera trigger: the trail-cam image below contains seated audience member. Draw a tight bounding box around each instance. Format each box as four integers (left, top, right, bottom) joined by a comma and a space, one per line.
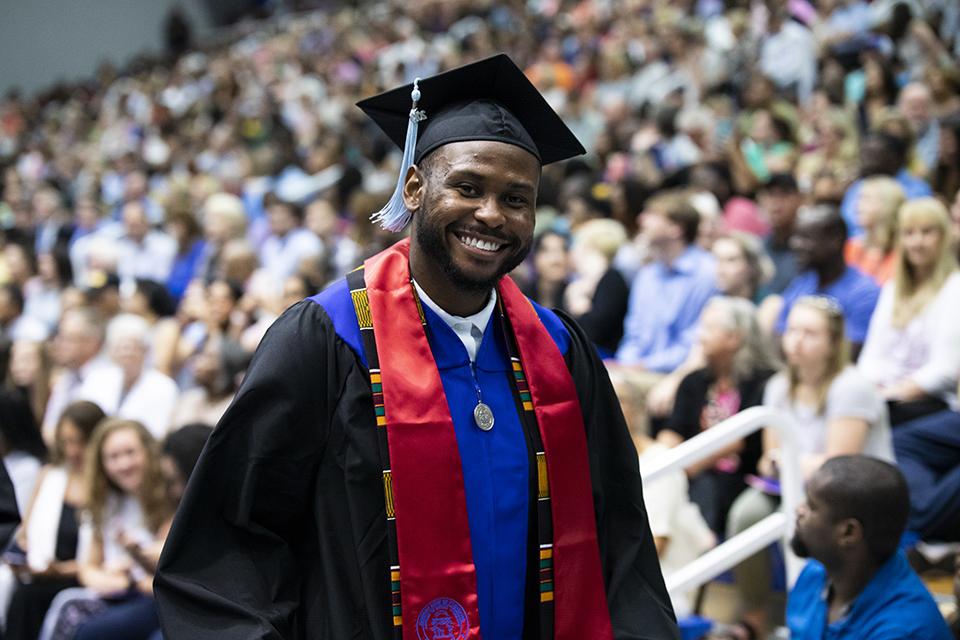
659, 297, 777, 535
844, 176, 904, 284
523, 229, 570, 309
5, 401, 105, 639
609, 190, 715, 433
0, 389, 48, 511
635, 430, 715, 619
757, 173, 802, 296
787, 456, 952, 640
23, 249, 73, 333
564, 218, 630, 357
116, 201, 177, 286
690, 162, 769, 237
615, 189, 715, 371
80, 314, 179, 439
122, 278, 180, 377
840, 131, 932, 236
898, 82, 940, 176
159, 423, 214, 505
7, 338, 53, 426
522, 229, 570, 311
43, 307, 110, 443
172, 336, 250, 429
41, 419, 172, 640
0, 283, 48, 343
858, 197, 960, 425
258, 192, 323, 286
173, 278, 246, 384
894, 403, 960, 541
303, 197, 360, 285
725, 296, 894, 639
196, 192, 249, 284
795, 108, 858, 192
774, 205, 880, 355
282, 274, 314, 310
164, 208, 206, 303
712, 232, 774, 303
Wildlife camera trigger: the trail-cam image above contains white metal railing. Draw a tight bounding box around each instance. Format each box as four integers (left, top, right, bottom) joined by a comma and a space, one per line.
640, 406, 803, 597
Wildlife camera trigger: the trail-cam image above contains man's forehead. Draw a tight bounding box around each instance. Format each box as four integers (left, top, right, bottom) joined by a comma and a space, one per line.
797, 209, 836, 231
430, 141, 540, 183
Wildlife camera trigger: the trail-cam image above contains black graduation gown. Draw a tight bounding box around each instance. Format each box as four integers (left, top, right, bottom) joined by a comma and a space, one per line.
154, 298, 678, 640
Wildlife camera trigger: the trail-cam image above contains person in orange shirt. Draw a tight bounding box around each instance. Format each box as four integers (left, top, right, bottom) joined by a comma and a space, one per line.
844, 176, 904, 284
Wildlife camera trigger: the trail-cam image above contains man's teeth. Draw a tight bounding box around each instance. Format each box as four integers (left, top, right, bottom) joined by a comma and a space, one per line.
458, 234, 502, 251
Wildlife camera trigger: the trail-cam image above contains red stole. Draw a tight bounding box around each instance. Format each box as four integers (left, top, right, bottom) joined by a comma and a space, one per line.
364, 238, 613, 639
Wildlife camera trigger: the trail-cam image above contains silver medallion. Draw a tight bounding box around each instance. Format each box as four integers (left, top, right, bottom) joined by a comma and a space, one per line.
473, 402, 495, 431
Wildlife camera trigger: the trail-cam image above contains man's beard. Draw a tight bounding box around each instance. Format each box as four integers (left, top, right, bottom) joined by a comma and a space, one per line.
790, 532, 810, 559
414, 203, 531, 293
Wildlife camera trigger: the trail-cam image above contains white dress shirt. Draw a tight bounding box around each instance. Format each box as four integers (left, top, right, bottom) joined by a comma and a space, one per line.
79, 365, 179, 439
412, 280, 497, 363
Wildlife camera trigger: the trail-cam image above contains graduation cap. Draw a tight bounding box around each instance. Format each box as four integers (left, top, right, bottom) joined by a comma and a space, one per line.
357, 53, 586, 231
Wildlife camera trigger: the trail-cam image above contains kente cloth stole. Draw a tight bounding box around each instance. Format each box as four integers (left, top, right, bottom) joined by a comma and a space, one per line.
347, 238, 613, 640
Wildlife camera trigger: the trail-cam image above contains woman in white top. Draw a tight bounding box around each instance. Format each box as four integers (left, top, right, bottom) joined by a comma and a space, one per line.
720, 296, 893, 640
41, 419, 171, 640
858, 197, 960, 425
5, 401, 105, 639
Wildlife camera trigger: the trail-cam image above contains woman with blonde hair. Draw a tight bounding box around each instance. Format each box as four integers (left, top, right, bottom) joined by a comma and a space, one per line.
564, 218, 630, 357
858, 197, 960, 425
844, 176, 905, 284
40, 419, 171, 639
720, 297, 893, 639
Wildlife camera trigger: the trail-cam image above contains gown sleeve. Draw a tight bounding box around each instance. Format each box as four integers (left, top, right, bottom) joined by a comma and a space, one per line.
154, 301, 340, 639
556, 310, 680, 640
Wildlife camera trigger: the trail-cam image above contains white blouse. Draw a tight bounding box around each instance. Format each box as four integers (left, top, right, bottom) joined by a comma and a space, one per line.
858, 271, 960, 407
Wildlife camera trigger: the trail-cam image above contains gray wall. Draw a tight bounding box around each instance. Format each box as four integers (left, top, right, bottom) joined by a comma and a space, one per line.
0, 1, 213, 97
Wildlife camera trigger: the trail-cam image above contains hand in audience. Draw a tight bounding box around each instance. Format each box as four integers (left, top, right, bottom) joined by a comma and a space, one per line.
758, 449, 780, 479
881, 379, 927, 402
648, 375, 681, 417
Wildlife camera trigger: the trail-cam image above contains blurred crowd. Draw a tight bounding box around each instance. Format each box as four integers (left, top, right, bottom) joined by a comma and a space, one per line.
1, 0, 960, 637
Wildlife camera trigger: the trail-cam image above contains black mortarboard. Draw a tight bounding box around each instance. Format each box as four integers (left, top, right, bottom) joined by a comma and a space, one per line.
356, 54, 585, 231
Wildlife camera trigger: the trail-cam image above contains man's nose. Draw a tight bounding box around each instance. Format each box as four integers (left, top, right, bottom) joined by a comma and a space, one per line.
474, 196, 505, 227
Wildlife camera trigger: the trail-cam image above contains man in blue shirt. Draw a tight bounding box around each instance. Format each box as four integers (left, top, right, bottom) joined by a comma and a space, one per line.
775, 204, 879, 355
787, 455, 951, 640
609, 190, 715, 435
757, 173, 802, 296
615, 189, 716, 372
840, 132, 932, 236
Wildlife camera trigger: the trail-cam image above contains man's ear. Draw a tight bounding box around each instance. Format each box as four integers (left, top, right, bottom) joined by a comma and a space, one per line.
402, 165, 424, 212
836, 518, 863, 548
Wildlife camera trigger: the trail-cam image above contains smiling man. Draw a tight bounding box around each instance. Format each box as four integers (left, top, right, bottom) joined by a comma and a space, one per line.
155, 55, 677, 640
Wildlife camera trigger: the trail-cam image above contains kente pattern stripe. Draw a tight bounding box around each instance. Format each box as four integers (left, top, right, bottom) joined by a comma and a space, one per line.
347, 268, 403, 636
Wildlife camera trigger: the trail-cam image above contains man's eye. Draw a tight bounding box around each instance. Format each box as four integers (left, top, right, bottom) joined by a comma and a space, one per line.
506, 195, 529, 207
456, 184, 479, 196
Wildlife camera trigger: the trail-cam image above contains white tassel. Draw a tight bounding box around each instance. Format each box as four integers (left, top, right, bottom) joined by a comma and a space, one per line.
370, 79, 427, 232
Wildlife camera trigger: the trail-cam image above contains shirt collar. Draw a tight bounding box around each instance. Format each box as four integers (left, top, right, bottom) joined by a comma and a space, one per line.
661, 245, 703, 275
412, 279, 497, 363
